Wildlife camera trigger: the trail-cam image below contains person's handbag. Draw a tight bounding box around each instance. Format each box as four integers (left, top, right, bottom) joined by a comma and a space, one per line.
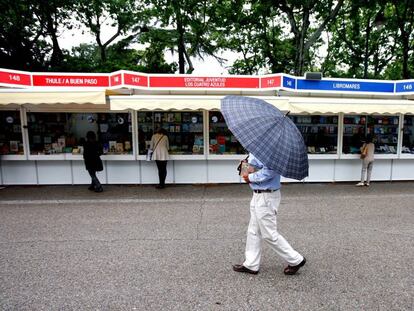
360, 144, 368, 159
146, 149, 153, 161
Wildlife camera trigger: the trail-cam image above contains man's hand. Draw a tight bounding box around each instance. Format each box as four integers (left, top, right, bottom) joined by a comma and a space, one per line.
242, 173, 250, 183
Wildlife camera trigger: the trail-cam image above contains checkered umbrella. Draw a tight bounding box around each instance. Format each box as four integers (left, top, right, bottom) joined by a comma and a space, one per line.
221, 95, 308, 180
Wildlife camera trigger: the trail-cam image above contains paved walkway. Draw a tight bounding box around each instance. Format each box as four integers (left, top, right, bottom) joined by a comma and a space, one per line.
0, 182, 413, 310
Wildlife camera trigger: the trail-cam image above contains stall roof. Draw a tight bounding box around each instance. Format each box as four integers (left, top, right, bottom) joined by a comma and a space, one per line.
287, 97, 414, 114
2, 68, 414, 113
109, 95, 290, 111
0, 89, 106, 106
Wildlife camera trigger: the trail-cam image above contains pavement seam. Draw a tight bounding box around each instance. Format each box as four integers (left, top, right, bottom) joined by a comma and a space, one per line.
196, 187, 207, 240
1, 193, 414, 205
0, 237, 246, 245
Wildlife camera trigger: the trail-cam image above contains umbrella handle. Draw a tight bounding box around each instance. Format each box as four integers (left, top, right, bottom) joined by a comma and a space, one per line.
285, 111, 290, 117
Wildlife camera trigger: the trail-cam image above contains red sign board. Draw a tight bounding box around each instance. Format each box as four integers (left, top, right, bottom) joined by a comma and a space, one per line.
261, 75, 282, 88
32, 74, 109, 87
124, 73, 148, 87
0, 70, 31, 86
110, 73, 123, 86
150, 76, 260, 88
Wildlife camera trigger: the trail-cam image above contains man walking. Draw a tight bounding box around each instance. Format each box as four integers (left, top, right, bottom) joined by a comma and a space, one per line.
233, 153, 306, 275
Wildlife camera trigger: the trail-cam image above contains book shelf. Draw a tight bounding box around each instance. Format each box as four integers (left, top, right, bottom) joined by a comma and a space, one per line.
27, 112, 133, 156
290, 115, 338, 154
208, 112, 245, 154
0, 110, 24, 155
343, 115, 399, 154
138, 111, 204, 155
402, 115, 414, 154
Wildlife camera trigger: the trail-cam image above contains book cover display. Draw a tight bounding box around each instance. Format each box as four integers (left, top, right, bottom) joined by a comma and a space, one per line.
289, 115, 338, 154
24, 112, 132, 155
138, 111, 204, 155
0, 111, 24, 155
342, 115, 399, 154
208, 112, 244, 154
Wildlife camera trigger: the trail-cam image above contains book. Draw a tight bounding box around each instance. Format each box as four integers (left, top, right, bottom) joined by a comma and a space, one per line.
103, 143, 109, 154
58, 137, 66, 148
109, 141, 117, 153
10, 141, 19, 152
116, 143, 124, 153
124, 141, 131, 151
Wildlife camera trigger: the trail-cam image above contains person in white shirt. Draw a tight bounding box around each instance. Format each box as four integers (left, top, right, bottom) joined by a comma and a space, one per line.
150, 128, 169, 189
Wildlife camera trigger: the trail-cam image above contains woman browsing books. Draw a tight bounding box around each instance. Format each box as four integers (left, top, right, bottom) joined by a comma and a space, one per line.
356, 134, 375, 187
83, 131, 104, 193
150, 128, 170, 189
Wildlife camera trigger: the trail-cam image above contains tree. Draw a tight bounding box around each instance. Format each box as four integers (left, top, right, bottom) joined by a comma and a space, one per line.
32, 0, 74, 69
142, 0, 223, 74
74, 0, 140, 64
389, 0, 414, 79
212, 0, 295, 75
277, 0, 344, 76
323, 0, 395, 79
0, 0, 48, 70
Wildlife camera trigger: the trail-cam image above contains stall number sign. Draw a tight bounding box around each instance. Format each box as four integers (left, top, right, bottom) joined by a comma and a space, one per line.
396, 82, 414, 93
0, 70, 31, 86
261, 75, 282, 88
124, 73, 148, 87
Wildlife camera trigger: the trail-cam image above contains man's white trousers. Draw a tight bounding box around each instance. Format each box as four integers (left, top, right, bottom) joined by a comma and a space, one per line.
243, 191, 303, 271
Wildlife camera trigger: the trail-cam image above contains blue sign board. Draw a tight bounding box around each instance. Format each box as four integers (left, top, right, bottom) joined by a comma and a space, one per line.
297, 79, 394, 93
282, 76, 296, 89
395, 81, 414, 93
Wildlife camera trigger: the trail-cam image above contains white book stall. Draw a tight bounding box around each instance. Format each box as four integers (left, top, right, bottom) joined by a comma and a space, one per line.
1, 68, 414, 185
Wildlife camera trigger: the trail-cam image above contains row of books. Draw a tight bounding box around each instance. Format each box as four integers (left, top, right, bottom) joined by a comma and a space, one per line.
297, 125, 337, 134
291, 116, 338, 124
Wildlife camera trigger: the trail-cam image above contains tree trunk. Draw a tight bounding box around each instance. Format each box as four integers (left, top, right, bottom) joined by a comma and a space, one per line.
363, 21, 371, 79
296, 9, 310, 76
401, 34, 409, 78
175, 6, 186, 74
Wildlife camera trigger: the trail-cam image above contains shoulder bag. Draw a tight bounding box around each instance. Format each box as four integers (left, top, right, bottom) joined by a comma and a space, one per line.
360, 144, 368, 159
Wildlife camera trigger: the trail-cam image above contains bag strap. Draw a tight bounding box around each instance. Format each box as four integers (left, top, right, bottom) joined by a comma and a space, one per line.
152, 135, 164, 152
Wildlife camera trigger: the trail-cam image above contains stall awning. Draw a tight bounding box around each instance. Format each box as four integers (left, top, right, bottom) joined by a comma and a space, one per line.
109, 95, 290, 111
0, 90, 106, 105
287, 97, 414, 114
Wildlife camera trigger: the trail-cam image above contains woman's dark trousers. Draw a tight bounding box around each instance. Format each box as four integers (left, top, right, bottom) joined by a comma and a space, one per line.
155, 161, 167, 187
88, 170, 102, 191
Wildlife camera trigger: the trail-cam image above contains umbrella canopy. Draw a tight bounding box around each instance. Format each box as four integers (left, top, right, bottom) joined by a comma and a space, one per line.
221, 95, 308, 180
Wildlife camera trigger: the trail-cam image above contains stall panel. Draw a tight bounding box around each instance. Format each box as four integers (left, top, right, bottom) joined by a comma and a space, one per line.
37, 161, 72, 184
334, 159, 365, 182
174, 160, 207, 184
140, 161, 174, 184
369, 160, 392, 181
106, 161, 140, 184
72, 161, 94, 184
207, 160, 241, 183
391, 159, 414, 180
307, 159, 335, 182
335, 159, 392, 182
1, 161, 37, 184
